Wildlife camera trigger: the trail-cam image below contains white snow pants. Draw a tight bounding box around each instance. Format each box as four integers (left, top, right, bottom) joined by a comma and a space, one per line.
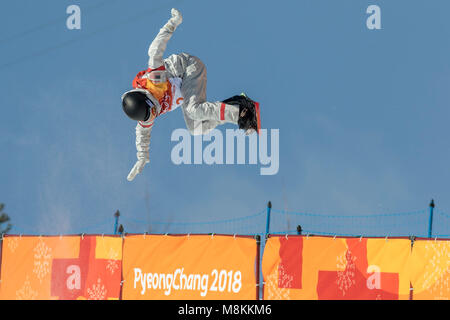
165, 53, 239, 135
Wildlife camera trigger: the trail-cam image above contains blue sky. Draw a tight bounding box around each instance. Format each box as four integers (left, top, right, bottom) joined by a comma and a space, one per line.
1, 0, 449, 235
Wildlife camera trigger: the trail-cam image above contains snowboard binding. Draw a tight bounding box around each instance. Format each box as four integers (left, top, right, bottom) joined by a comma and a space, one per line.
222, 93, 261, 135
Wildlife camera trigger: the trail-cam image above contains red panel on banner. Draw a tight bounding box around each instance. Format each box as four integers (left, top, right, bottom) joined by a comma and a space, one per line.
278, 237, 302, 289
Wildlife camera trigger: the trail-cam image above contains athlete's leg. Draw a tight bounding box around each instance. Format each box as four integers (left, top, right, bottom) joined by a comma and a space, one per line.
180, 54, 238, 135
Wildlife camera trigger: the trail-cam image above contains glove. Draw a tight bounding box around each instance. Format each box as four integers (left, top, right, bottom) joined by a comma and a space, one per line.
165, 8, 182, 31
170, 8, 183, 27
127, 159, 149, 181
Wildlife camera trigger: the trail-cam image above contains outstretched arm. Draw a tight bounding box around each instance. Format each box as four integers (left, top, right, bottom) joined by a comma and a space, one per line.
148, 8, 183, 69
127, 122, 153, 181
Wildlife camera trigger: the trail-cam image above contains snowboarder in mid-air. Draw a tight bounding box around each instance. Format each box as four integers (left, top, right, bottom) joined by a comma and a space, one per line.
122, 8, 261, 181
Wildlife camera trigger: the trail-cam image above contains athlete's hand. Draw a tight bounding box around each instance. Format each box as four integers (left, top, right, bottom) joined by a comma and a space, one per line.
127, 159, 149, 181
170, 8, 182, 27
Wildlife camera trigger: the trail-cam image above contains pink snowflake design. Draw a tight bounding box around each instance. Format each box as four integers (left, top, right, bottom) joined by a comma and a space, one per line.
278, 264, 294, 288
336, 250, 357, 296
106, 248, 120, 275
87, 278, 107, 300
7, 237, 19, 253
15, 275, 38, 300
423, 241, 450, 299
33, 239, 52, 284
266, 265, 292, 300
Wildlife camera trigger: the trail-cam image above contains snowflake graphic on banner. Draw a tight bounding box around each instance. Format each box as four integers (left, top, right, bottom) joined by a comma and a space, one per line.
106, 248, 120, 275
336, 250, 357, 296
16, 275, 38, 300
33, 239, 52, 283
87, 278, 107, 300
423, 241, 450, 299
266, 265, 292, 300
7, 237, 19, 253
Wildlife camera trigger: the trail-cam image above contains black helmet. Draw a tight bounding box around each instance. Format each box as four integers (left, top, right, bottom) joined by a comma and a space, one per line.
122, 90, 154, 121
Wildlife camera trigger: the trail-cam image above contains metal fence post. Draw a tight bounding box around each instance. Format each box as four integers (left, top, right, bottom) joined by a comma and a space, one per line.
261, 201, 272, 301
114, 210, 120, 235
255, 234, 261, 300
265, 201, 272, 236
428, 199, 435, 238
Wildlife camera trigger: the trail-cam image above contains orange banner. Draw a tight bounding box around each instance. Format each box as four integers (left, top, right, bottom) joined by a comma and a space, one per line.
122, 234, 258, 300
409, 239, 449, 300
262, 235, 411, 300
0, 235, 122, 300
